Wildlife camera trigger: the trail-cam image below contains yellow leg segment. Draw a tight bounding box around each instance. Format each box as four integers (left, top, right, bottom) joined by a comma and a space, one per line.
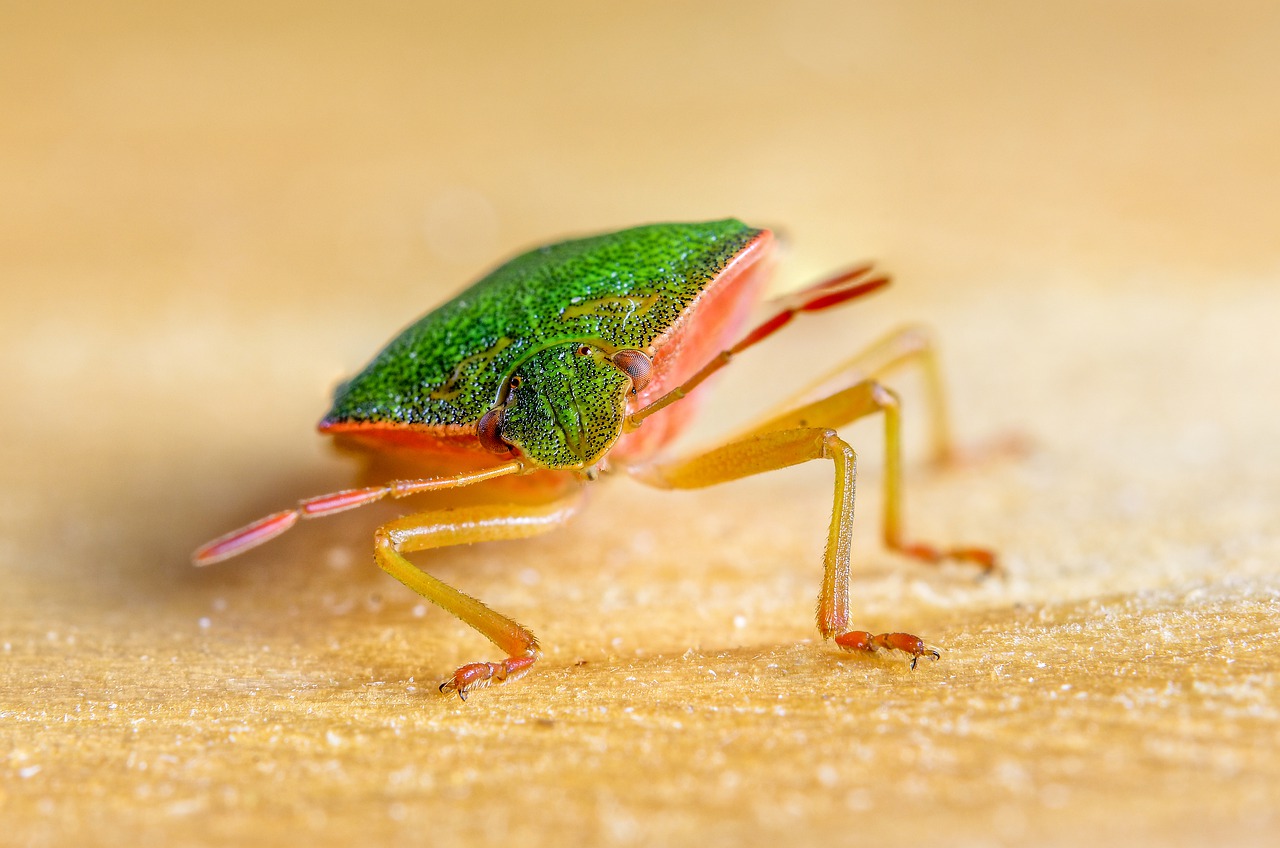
373, 486, 585, 698
631, 376, 991, 665
689, 371, 995, 571
748, 323, 953, 464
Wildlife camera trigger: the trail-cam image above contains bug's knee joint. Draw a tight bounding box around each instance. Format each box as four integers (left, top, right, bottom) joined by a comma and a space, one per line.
819, 430, 854, 462
870, 382, 899, 409
897, 323, 934, 347
373, 526, 399, 554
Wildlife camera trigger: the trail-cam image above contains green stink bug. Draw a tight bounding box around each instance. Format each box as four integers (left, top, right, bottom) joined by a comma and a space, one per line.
194, 219, 992, 699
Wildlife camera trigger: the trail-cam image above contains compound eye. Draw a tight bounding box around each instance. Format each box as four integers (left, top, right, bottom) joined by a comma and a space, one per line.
476, 407, 512, 454
610, 349, 653, 393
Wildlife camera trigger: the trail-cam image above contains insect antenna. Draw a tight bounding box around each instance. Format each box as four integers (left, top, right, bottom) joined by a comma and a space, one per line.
192, 459, 524, 566
767, 262, 887, 313
629, 264, 889, 428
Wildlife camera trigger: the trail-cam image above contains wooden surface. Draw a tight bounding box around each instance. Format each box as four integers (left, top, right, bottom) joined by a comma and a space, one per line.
3, 3, 1279, 846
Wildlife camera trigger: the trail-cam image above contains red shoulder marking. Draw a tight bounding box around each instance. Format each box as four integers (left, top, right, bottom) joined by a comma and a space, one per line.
614, 229, 777, 460
318, 419, 486, 454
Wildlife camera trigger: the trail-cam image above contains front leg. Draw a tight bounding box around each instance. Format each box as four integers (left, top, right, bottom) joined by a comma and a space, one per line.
373, 487, 585, 699
628, 413, 941, 668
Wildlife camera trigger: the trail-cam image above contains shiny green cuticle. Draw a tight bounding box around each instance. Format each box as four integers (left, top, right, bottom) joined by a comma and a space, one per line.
325, 220, 760, 430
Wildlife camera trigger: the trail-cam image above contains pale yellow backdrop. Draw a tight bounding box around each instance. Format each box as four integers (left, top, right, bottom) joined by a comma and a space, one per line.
3, 2, 1279, 847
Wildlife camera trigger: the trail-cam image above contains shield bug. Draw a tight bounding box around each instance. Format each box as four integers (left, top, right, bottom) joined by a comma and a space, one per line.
194, 219, 993, 699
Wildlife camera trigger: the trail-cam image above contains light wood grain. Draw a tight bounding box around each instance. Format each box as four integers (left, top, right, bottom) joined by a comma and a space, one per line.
4, 3, 1279, 846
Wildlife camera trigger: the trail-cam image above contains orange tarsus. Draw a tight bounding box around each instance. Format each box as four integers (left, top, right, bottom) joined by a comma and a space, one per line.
439, 654, 539, 700
834, 631, 941, 669
896, 542, 999, 575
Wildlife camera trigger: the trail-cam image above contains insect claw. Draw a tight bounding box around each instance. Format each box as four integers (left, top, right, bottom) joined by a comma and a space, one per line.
437, 655, 536, 700
909, 649, 941, 671
438, 678, 467, 701
836, 631, 940, 669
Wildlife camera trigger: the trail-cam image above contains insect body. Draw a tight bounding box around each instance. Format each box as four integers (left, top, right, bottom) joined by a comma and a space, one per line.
194, 220, 993, 699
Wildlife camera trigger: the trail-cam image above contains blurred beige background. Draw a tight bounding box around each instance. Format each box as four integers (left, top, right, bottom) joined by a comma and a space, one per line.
3, 2, 1279, 847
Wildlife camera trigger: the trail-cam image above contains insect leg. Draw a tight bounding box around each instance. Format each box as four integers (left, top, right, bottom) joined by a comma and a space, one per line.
630, 416, 936, 665
192, 460, 524, 565
745, 377, 994, 571
630, 318, 993, 573
373, 486, 586, 700
753, 324, 954, 464
629, 378, 989, 666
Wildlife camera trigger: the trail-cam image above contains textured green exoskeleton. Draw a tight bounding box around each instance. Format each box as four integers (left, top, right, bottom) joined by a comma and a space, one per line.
497, 344, 632, 468
324, 220, 761, 468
